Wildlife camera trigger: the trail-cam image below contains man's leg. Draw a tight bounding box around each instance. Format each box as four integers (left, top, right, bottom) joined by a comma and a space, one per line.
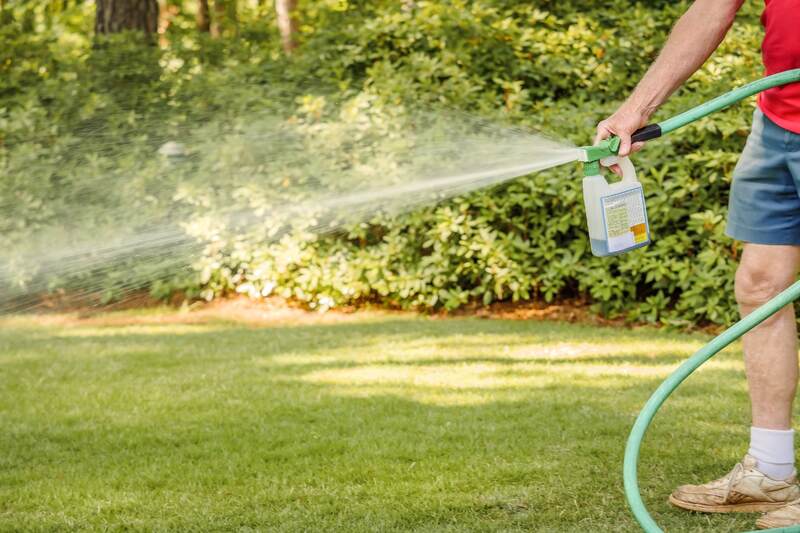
738, 243, 800, 430
669, 243, 800, 513
737, 243, 800, 481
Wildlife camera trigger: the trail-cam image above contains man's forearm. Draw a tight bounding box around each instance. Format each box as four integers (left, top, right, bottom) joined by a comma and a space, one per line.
625, 0, 744, 121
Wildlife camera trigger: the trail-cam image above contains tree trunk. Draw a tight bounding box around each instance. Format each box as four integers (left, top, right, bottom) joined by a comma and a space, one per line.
274, 0, 297, 54
95, 0, 158, 34
211, 0, 238, 36
197, 0, 210, 32
210, 0, 225, 37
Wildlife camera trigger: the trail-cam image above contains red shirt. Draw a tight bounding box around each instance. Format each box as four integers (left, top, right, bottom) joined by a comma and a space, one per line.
759, 0, 800, 133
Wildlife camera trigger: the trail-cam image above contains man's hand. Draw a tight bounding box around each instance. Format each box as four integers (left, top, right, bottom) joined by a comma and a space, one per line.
594, 104, 650, 157
592, 0, 743, 171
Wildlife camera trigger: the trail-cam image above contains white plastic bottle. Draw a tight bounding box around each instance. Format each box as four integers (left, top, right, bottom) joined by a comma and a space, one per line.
582, 155, 650, 257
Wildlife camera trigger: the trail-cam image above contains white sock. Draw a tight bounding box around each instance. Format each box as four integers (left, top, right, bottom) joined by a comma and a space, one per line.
749, 426, 795, 480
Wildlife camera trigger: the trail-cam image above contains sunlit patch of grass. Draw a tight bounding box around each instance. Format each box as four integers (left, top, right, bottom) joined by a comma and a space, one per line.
0, 311, 771, 532
294, 354, 743, 406
268, 338, 707, 368
300, 358, 743, 391
52, 324, 233, 337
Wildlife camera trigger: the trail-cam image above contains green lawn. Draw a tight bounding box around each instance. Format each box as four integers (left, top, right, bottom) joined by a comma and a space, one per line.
0, 309, 773, 532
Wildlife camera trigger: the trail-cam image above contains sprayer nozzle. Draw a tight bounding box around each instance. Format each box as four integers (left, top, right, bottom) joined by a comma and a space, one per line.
579, 137, 620, 162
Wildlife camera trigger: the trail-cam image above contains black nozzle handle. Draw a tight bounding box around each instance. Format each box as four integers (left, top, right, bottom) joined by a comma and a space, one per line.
630, 124, 662, 144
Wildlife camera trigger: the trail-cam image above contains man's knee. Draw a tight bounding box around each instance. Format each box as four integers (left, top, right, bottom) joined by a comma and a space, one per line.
735, 261, 796, 308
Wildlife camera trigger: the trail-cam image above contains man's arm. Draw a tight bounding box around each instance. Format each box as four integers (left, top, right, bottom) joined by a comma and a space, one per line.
596, 0, 745, 156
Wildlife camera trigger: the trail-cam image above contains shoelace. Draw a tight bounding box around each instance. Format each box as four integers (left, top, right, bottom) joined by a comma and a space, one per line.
724, 461, 745, 501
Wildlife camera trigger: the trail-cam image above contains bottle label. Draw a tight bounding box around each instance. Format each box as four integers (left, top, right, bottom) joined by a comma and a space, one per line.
601, 188, 649, 253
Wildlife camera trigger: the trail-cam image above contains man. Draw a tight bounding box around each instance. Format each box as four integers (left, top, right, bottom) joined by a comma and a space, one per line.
596, 0, 800, 529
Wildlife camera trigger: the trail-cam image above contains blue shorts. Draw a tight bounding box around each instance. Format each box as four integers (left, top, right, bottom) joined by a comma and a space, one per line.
726, 109, 800, 245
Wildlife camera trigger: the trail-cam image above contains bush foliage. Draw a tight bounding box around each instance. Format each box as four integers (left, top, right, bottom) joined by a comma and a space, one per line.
0, 1, 768, 325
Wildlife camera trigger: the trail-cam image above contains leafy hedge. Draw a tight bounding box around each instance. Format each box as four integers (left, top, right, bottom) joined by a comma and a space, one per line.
1, 1, 768, 325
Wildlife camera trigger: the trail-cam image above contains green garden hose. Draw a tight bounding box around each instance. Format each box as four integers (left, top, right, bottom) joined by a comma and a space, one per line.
632, 69, 800, 142
616, 69, 800, 533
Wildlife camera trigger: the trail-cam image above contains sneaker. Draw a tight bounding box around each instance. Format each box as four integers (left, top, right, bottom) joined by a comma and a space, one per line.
756, 500, 800, 529
669, 455, 800, 513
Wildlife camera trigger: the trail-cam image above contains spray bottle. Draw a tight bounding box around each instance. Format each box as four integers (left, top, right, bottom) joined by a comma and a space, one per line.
578, 137, 650, 257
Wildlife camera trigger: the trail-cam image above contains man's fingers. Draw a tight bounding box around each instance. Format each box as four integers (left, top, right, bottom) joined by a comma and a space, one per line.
595, 115, 646, 157
617, 134, 632, 157
594, 124, 611, 144
598, 159, 623, 176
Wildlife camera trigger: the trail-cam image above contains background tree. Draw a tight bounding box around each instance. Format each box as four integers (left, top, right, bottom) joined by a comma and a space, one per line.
210, 0, 237, 38
95, 0, 158, 34
197, 0, 210, 32
274, 0, 297, 54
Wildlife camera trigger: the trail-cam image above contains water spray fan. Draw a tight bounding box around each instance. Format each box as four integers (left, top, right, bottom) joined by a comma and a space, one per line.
580, 68, 800, 533
577, 69, 800, 258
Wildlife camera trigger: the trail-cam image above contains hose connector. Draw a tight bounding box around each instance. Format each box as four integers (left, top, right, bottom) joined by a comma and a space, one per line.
579, 137, 620, 175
